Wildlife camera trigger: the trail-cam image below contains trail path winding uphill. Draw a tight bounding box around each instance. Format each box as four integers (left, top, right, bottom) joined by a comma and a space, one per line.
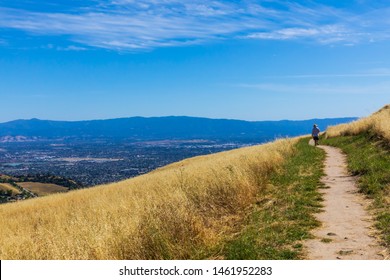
304, 145, 386, 260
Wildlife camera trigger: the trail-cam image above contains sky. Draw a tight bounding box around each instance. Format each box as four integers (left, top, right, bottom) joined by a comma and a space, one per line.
0, 0, 389, 122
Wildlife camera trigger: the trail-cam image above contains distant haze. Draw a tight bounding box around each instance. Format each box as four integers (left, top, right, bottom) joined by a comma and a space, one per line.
0, 116, 357, 142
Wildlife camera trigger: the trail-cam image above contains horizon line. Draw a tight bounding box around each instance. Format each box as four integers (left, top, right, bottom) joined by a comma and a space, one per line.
0, 115, 359, 124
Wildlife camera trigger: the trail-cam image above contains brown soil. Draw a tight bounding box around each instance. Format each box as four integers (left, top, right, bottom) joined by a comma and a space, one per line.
304, 145, 386, 260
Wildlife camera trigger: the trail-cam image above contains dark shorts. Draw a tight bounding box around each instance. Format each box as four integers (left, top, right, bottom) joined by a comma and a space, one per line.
313, 136, 319, 141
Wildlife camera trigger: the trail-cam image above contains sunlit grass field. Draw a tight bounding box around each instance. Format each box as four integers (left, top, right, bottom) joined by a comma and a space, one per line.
326, 104, 390, 143
18, 182, 68, 196
0, 183, 21, 195
221, 139, 325, 259
0, 138, 298, 259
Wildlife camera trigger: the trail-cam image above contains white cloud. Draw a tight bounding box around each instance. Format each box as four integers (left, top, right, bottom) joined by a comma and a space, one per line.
262, 70, 390, 79
236, 82, 390, 95
57, 45, 88, 51
0, 4, 266, 51
0, 1, 390, 51
246, 27, 321, 40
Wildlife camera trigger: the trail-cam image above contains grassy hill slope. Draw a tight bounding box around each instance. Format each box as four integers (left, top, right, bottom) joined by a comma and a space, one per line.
0, 134, 327, 259
0, 138, 295, 259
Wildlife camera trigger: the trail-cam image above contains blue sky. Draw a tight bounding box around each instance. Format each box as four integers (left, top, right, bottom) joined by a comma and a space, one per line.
0, 0, 389, 122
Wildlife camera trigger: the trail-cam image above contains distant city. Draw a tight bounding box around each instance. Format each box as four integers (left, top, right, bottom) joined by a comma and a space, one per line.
0, 139, 252, 187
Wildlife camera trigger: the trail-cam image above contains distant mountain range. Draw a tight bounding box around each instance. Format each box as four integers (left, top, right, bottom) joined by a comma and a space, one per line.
0, 116, 357, 142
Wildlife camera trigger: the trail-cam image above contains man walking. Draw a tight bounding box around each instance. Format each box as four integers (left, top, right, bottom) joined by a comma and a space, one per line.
312, 124, 320, 146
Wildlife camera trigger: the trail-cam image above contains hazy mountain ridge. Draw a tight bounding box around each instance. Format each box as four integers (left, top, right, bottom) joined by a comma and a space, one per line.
0, 116, 357, 141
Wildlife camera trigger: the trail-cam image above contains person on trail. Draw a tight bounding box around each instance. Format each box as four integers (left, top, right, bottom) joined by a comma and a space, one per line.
312, 124, 320, 146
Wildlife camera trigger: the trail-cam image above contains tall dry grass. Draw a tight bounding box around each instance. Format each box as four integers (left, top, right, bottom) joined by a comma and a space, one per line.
0, 138, 297, 259
326, 104, 390, 142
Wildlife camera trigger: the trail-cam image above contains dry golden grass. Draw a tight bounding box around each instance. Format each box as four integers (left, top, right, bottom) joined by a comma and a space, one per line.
0, 138, 297, 260
18, 182, 68, 196
326, 104, 390, 142
0, 183, 21, 195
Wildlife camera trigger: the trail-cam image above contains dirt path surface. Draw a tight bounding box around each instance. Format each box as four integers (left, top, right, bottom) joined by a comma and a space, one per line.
304, 145, 386, 260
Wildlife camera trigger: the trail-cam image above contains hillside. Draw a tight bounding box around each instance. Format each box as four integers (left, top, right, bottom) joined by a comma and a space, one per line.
0, 135, 324, 259
0, 116, 356, 141
326, 104, 390, 142
0, 106, 388, 260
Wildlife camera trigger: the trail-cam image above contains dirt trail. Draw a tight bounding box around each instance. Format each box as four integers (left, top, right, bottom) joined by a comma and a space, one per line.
304, 145, 386, 260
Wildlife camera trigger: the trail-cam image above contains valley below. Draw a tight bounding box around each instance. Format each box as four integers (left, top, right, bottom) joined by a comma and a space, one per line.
0, 138, 253, 190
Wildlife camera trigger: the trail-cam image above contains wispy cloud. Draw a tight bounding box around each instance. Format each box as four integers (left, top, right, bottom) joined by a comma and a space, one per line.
46, 44, 87, 51
236, 81, 390, 95
0, 1, 389, 51
262, 70, 390, 79
244, 25, 355, 44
